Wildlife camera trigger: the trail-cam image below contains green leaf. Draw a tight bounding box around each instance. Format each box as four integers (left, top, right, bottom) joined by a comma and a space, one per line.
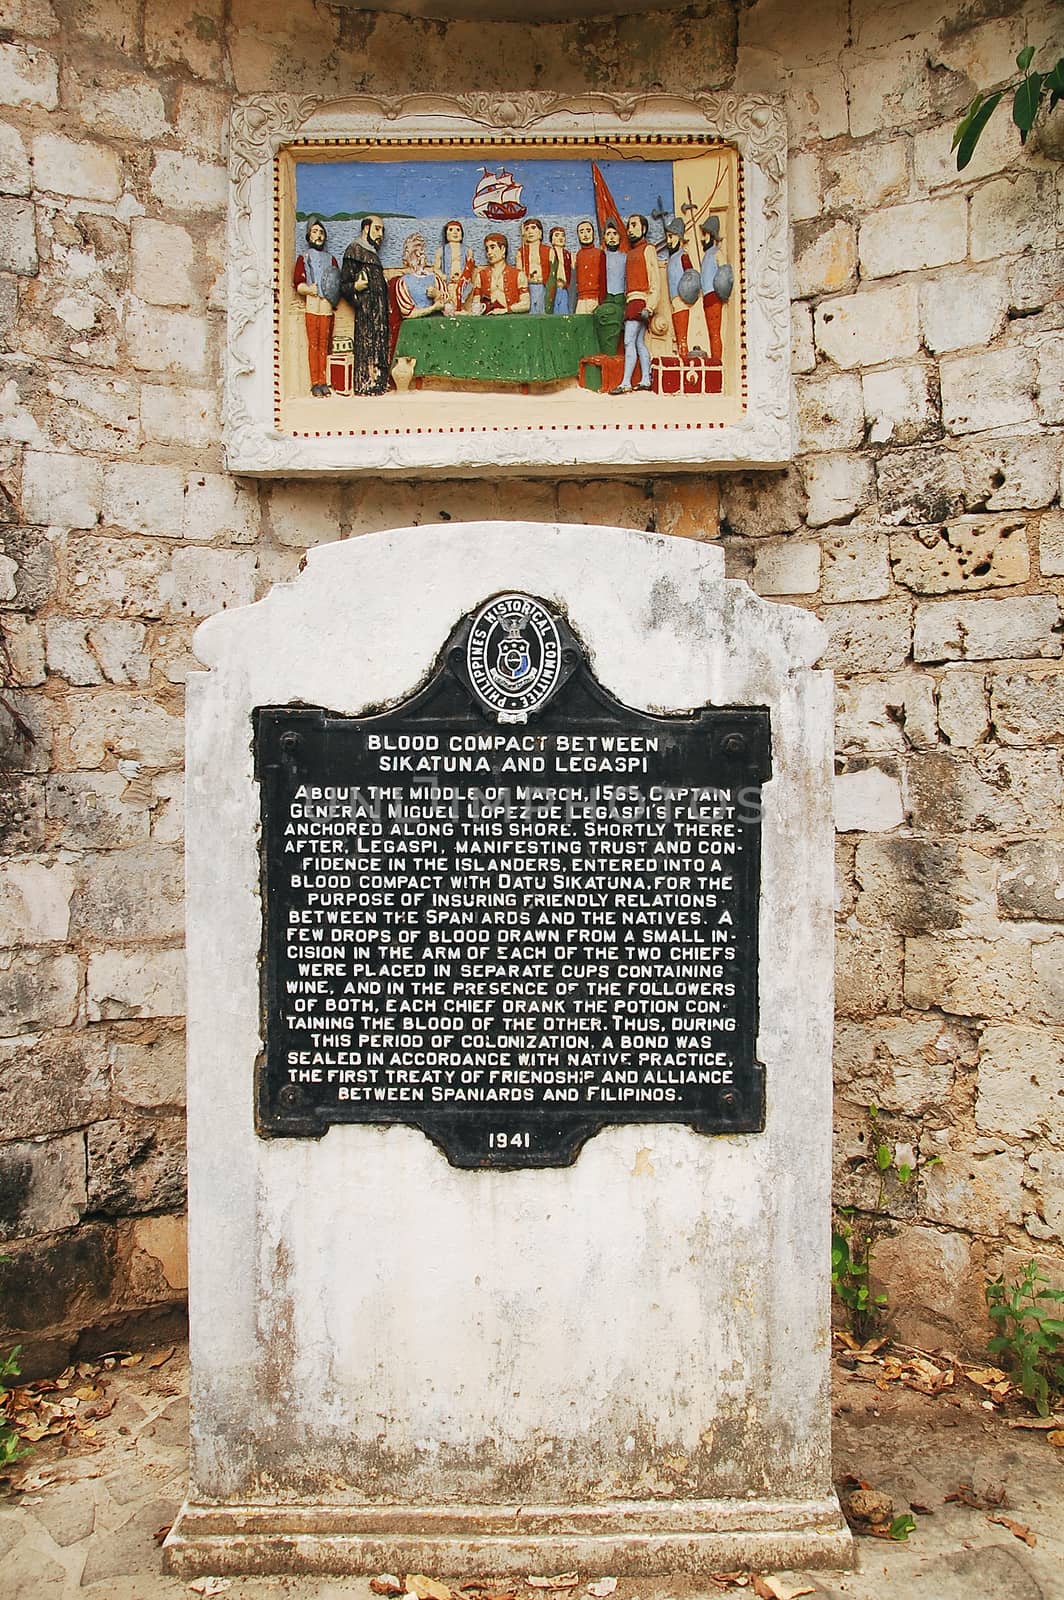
897, 1162, 913, 1185
1017, 45, 1035, 71
889, 1514, 916, 1541
1013, 73, 1044, 138
875, 1143, 893, 1172
956, 91, 1003, 169
1047, 60, 1064, 107
952, 93, 984, 150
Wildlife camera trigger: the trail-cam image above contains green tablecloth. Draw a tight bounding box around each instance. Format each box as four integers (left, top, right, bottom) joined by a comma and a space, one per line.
394, 311, 614, 384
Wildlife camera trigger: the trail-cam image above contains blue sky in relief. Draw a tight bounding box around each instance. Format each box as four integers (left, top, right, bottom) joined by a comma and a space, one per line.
295, 156, 674, 225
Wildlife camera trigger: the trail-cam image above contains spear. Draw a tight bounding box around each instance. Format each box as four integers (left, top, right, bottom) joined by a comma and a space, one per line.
680, 187, 702, 268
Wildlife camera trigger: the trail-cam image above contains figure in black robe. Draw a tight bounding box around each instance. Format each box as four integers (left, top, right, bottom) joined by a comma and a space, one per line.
340, 215, 390, 396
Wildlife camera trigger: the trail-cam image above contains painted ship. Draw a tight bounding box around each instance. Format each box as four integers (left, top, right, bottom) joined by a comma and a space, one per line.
472, 168, 527, 221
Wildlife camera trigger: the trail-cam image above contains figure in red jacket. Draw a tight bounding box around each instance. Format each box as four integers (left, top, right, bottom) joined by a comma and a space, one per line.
474, 234, 531, 315
292, 218, 339, 396
573, 218, 606, 315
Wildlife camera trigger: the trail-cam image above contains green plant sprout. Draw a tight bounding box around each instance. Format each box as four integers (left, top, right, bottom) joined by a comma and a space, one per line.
986, 1260, 1064, 1418
0, 1263, 26, 1470
954, 46, 1064, 170
832, 1105, 939, 1342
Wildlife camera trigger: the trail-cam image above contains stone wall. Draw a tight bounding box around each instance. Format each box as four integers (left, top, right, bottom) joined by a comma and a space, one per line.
0, 0, 1060, 1368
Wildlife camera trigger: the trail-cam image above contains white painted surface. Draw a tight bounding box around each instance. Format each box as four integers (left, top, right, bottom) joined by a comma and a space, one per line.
174, 522, 845, 1572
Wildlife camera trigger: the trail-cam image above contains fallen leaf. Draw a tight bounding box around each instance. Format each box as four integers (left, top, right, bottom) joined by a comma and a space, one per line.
154, 1523, 173, 1545
586, 1581, 618, 1598
405, 1576, 452, 1600
147, 1346, 176, 1369
187, 1581, 232, 1596
752, 1579, 815, 1600
371, 1579, 404, 1596
708, 1574, 748, 1590
527, 1577, 580, 1592
909, 1502, 934, 1516
988, 1515, 1036, 1547
1048, 1431, 1064, 1448
1007, 1416, 1064, 1431
17, 1471, 57, 1492
120, 1353, 144, 1367
964, 1366, 1007, 1386
945, 1482, 1007, 1510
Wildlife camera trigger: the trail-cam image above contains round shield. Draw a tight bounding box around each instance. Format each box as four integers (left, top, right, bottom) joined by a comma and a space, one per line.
677, 267, 701, 306
319, 263, 341, 308
713, 262, 734, 303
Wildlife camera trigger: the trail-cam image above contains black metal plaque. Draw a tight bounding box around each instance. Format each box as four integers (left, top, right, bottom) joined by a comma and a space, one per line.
254, 599, 771, 1168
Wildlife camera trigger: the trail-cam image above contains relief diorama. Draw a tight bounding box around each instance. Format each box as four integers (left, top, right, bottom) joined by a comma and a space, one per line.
277, 138, 744, 438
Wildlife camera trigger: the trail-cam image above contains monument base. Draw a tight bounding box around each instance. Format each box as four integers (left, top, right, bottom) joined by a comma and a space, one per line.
164, 1495, 854, 1577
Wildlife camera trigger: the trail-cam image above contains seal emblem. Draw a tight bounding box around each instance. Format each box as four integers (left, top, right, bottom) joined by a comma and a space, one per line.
466, 594, 562, 724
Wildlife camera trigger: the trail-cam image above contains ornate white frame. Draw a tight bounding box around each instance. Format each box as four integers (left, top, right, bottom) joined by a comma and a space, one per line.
226, 92, 792, 478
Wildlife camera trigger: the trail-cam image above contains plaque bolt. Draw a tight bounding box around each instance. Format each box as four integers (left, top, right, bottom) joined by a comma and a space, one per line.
279, 1084, 302, 1108
721, 1092, 738, 1110
722, 733, 745, 756
280, 732, 300, 754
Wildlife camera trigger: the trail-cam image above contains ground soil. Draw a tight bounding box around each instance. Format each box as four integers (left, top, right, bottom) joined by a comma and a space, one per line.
0, 1341, 1061, 1599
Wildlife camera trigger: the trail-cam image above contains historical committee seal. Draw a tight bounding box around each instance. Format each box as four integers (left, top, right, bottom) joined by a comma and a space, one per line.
466, 594, 562, 724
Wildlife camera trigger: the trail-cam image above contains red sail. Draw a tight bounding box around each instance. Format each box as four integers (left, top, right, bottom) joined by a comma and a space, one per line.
591, 162, 629, 251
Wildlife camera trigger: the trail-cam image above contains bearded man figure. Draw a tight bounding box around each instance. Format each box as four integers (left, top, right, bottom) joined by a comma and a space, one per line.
292, 218, 339, 396
340, 214, 390, 396
611, 213, 661, 395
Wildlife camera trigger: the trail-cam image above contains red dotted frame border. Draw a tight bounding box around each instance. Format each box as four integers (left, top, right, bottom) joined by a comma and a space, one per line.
272, 133, 748, 441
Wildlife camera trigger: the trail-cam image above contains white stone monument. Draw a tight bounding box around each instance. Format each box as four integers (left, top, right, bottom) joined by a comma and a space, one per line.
167, 522, 850, 1575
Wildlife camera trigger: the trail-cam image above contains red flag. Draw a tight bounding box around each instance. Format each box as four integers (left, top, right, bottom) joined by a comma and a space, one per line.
591, 162, 628, 251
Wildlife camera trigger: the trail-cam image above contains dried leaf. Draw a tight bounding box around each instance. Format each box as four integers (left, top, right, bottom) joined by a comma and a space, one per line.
752, 1580, 815, 1600
527, 1577, 580, 1591
586, 1581, 618, 1598
964, 1366, 1007, 1386
17, 1471, 57, 1492
709, 1575, 748, 1590
988, 1515, 1036, 1547
945, 1482, 1007, 1510
120, 1353, 143, 1367
371, 1578, 404, 1596
147, 1346, 176, 1369
405, 1576, 452, 1600
1048, 1431, 1064, 1448
187, 1580, 232, 1596
154, 1523, 173, 1545
1007, 1415, 1064, 1430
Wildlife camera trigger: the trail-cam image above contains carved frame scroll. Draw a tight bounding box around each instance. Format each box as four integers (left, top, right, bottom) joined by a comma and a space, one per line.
225, 92, 792, 478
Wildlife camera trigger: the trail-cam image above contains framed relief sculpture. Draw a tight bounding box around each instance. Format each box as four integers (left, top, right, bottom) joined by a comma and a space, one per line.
226, 93, 790, 477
